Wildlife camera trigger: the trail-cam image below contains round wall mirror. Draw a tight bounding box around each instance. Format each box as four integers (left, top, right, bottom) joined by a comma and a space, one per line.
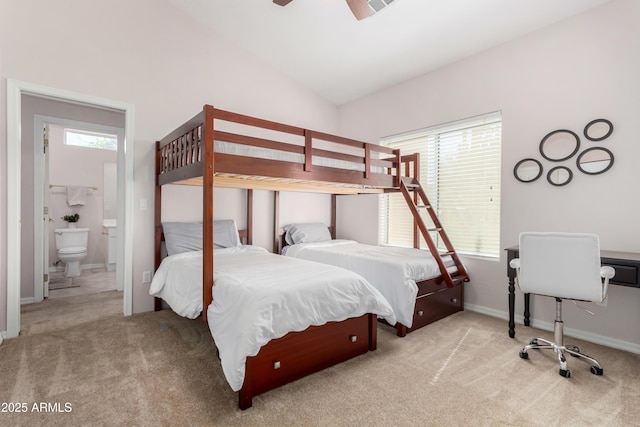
547, 166, 573, 186
577, 147, 614, 175
584, 119, 613, 142
539, 129, 580, 162
513, 158, 543, 183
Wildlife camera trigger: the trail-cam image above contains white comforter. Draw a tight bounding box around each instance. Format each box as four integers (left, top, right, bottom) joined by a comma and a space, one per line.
150, 245, 395, 392
149, 250, 204, 319
284, 240, 445, 328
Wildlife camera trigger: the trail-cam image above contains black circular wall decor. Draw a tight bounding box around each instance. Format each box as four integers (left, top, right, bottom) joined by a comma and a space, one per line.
583, 118, 613, 142
513, 158, 543, 183
539, 129, 581, 162
547, 166, 573, 187
576, 147, 615, 175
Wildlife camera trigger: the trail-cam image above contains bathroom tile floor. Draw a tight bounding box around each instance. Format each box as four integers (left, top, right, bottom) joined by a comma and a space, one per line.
48, 268, 117, 299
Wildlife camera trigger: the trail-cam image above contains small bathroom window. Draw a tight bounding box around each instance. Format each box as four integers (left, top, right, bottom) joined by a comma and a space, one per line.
64, 128, 117, 151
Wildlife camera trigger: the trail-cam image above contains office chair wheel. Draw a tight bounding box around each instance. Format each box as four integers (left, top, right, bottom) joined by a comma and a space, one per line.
559, 369, 571, 378
530, 339, 538, 346
590, 366, 603, 375
519, 350, 529, 359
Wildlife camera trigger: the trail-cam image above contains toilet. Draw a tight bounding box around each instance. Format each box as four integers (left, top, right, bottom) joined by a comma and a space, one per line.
54, 228, 89, 277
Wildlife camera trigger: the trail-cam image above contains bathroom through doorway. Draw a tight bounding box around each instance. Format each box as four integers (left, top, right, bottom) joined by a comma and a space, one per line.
35, 116, 124, 302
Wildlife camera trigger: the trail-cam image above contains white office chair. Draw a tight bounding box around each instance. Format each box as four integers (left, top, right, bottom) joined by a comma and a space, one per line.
509, 232, 615, 378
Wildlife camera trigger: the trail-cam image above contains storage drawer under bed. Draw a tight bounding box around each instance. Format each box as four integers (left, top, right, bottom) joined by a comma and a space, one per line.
407, 283, 464, 333
243, 314, 373, 399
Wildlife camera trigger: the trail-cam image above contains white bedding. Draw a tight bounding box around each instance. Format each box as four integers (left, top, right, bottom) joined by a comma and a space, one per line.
150, 245, 395, 392
149, 250, 204, 319
284, 240, 448, 328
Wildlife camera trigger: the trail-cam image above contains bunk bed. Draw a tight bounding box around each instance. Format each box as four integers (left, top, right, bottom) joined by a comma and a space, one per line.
154, 104, 468, 409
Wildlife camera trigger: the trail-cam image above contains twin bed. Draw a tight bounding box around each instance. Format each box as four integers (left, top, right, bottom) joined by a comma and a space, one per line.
151, 219, 394, 408
152, 105, 468, 409
280, 222, 464, 337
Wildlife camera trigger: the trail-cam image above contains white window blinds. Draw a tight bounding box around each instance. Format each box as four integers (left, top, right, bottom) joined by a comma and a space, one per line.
379, 112, 502, 258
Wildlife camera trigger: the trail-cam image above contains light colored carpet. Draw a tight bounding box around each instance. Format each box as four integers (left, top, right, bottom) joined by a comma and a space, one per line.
1, 291, 638, 426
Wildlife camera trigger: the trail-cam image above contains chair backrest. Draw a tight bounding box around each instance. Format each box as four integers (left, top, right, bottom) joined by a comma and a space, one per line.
517, 232, 604, 302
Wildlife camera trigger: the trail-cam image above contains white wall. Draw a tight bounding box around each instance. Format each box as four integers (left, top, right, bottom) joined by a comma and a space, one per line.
0, 0, 339, 326
337, 0, 640, 350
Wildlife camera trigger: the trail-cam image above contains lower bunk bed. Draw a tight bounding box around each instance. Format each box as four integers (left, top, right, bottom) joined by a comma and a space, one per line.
280, 222, 465, 337
151, 219, 394, 409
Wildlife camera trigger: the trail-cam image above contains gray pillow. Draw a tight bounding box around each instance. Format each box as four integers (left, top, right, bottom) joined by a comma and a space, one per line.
162, 222, 203, 256
162, 220, 241, 256
284, 223, 331, 245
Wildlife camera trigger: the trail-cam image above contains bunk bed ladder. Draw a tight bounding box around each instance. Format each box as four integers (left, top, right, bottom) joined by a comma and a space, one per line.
399, 177, 469, 288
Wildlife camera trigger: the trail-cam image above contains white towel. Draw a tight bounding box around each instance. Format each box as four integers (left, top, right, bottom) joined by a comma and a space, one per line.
66, 186, 86, 206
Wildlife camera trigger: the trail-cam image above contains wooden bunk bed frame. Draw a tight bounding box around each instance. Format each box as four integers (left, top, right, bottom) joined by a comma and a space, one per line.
154, 104, 468, 408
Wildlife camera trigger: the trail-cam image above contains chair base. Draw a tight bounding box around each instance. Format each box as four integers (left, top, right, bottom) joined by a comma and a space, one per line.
519, 319, 603, 378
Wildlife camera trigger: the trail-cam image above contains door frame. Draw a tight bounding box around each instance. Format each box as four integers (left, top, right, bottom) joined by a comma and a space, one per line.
33, 115, 125, 302
6, 79, 135, 338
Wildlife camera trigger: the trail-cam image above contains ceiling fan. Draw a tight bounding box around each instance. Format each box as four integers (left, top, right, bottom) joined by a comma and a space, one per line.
273, 0, 372, 21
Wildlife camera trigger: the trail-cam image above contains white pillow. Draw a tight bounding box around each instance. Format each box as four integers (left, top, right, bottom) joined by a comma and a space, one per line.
284, 223, 331, 244
162, 220, 241, 256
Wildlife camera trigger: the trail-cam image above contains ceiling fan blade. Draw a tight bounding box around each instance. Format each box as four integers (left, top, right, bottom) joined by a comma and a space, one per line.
346, 0, 371, 20
273, 0, 294, 6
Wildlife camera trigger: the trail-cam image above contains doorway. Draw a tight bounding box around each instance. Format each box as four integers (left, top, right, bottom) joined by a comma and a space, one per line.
6, 79, 134, 339
34, 116, 124, 302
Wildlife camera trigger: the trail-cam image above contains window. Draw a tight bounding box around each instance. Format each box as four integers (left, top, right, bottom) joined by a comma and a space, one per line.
379, 112, 502, 258
64, 128, 117, 151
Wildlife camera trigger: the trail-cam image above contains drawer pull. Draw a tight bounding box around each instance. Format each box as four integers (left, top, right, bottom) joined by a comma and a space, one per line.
349, 335, 357, 343
273, 361, 281, 370
451, 298, 458, 304
417, 310, 424, 317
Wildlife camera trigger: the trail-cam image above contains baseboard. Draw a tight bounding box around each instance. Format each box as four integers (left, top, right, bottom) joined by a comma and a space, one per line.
0, 330, 5, 345
21, 297, 35, 305
464, 303, 640, 355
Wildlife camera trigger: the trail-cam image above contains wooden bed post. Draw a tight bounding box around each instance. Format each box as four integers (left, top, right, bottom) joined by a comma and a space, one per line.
331, 194, 337, 239
273, 191, 280, 254
303, 130, 312, 172
412, 153, 421, 249
154, 141, 163, 312
247, 189, 253, 245
412, 154, 420, 249
202, 105, 216, 323
393, 148, 401, 188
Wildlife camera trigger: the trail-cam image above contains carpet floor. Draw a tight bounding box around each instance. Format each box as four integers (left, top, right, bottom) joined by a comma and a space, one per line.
1, 291, 638, 426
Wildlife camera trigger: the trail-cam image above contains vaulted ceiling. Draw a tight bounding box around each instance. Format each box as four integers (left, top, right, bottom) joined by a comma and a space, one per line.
169, 0, 613, 105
